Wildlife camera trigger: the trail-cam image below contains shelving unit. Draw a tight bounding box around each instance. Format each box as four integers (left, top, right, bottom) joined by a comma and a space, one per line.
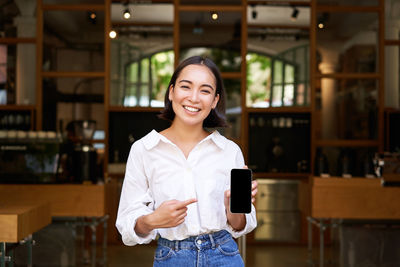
310, 0, 385, 178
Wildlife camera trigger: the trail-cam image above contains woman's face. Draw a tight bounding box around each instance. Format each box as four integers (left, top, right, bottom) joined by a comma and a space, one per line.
169, 64, 220, 128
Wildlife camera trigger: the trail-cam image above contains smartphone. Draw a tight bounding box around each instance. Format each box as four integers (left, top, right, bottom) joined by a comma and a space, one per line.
230, 168, 252, 214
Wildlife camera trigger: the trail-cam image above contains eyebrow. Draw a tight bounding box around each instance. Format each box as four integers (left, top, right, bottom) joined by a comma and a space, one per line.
178, 79, 215, 91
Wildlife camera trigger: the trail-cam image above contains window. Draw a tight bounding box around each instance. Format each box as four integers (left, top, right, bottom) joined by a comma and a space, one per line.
122, 50, 174, 107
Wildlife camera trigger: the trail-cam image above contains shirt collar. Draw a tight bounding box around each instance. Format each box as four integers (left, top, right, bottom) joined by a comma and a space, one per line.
142, 129, 227, 150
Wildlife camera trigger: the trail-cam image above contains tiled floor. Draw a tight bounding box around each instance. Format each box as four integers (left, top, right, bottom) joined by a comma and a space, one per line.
107, 243, 313, 267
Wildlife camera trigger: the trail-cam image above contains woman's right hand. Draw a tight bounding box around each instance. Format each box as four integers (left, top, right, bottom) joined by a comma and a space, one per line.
135, 198, 197, 236
151, 198, 197, 228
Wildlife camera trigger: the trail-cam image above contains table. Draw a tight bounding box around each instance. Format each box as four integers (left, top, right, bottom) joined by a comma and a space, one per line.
0, 201, 51, 267
308, 177, 400, 266
0, 184, 110, 266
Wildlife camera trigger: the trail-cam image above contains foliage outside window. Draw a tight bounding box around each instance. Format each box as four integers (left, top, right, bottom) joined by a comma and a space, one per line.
246, 45, 309, 108
122, 50, 174, 107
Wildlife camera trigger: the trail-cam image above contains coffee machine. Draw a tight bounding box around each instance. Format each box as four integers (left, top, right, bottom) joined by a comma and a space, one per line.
67, 120, 98, 184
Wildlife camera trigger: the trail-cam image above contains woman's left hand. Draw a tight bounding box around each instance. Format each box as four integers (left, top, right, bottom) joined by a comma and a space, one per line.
224, 166, 258, 212
224, 180, 258, 210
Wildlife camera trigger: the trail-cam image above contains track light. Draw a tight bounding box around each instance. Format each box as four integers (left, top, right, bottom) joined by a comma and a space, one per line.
211, 12, 218, 20
291, 7, 299, 21
122, 1, 131, 20
123, 8, 131, 19
251, 5, 257, 19
317, 13, 329, 29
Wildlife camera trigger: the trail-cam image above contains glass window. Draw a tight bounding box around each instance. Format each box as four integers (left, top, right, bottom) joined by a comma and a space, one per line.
113, 50, 174, 107
219, 78, 241, 139
179, 10, 242, 71
0, 44, 36, 105
316, 12, 378, 74
246, 53, 271, 108
316, 78, 378, 140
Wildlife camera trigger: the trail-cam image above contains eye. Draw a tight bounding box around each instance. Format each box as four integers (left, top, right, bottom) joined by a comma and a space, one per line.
201, 89, 211, 94
180, 85, 190, 90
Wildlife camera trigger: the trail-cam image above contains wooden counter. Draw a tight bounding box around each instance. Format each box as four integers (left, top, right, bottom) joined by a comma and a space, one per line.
0, 201, 51, 243
0, 184, 108, 217
312, 177, 400, 219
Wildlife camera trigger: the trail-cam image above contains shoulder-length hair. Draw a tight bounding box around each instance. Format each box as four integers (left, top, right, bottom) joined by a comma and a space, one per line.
158, 56, 228, 128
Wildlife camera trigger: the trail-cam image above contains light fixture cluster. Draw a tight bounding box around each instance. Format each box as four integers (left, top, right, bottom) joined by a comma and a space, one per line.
249, 5, 300, 22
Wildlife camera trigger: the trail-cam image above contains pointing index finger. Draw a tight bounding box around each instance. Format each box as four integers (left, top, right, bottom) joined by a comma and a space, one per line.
177, 198, 197, 208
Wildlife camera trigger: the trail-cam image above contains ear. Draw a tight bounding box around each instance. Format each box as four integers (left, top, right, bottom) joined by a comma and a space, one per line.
168, 85, 174, 101
212, 94, 220, 109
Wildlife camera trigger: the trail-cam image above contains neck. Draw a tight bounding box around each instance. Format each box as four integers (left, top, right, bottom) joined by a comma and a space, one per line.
168, 119, 208, 143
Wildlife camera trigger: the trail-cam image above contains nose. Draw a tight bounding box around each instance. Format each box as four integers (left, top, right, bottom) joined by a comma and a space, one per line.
189, 89, 200, 103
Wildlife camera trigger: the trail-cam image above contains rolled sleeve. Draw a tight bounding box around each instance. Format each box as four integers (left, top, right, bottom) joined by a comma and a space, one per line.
115, 142, 157, 246
227, 204, 257, 239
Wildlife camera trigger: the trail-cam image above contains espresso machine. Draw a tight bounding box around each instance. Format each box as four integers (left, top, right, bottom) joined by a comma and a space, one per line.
69, 120, 98, 184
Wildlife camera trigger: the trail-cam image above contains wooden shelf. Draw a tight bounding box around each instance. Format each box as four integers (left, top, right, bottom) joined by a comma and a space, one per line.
246, 106, 311, 113
42, 4, 105, 11
108, 106, 163, 112
42, 71, 105, 78
315, 139, 380, 147
0, 38, 36, 44
253, 172, 310, 179
0, 105, 36, 111
315, 72, 380, 79
221, 72, 242, 79
248, 24, 309, 30
248, 1, 310, 7
178, 5, 243, 12
385, 40, 400, 46
112, 22, 173, 27
316, 5, 380, 13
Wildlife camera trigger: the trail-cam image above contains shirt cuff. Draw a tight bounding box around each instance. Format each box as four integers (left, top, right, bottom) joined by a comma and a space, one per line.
122, 209, 158, 246
227, 205, 257, 239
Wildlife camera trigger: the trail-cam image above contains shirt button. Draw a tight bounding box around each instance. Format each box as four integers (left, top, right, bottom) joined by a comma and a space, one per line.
196, 240, 202, 245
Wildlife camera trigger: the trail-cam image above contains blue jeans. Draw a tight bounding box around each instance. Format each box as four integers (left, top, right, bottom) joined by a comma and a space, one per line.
153, 230, 244, 267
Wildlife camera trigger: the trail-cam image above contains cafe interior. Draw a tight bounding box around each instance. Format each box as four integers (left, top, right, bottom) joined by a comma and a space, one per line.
1, 0, 400, 266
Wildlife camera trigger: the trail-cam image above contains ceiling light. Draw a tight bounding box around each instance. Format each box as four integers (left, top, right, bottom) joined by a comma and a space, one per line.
318, 23, 324, 29
89, 12, 96, 20
211, 12, 218, 20
123, 8, 131, 19
291, 7, 299, 21
109, 30, 117, 39
87, 11, 97, 24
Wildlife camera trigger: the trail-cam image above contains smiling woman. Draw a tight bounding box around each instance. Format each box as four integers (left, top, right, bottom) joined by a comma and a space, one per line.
116, 56, 258, 267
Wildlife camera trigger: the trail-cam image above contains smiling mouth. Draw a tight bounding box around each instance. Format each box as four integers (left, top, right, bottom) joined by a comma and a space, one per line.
183, 106, 200, 112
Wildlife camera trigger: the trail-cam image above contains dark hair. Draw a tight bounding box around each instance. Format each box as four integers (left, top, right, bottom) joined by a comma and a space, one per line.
158, 56, 228, 128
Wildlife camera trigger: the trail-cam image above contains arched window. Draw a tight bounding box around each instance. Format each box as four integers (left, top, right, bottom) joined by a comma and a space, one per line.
111, 45, 309, 108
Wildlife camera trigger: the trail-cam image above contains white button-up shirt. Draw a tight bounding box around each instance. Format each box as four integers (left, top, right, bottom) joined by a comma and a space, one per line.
116, 130, 257, 246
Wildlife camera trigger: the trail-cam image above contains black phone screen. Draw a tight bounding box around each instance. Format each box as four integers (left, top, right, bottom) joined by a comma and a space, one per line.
230, 168, 252, 214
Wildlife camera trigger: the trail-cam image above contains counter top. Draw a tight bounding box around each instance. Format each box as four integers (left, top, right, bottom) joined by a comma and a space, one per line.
0, 184, 108, 217
0, 200, 51, 243
312, 177, 400, 219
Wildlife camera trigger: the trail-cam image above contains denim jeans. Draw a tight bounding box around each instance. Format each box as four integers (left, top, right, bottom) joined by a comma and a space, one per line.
153, 230, 244, 267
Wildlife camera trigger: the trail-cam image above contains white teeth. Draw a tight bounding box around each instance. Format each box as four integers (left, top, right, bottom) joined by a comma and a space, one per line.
184, 106, 200, 112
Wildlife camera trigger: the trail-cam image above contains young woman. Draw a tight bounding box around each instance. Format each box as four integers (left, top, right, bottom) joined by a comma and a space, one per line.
116, 56, 258, 267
